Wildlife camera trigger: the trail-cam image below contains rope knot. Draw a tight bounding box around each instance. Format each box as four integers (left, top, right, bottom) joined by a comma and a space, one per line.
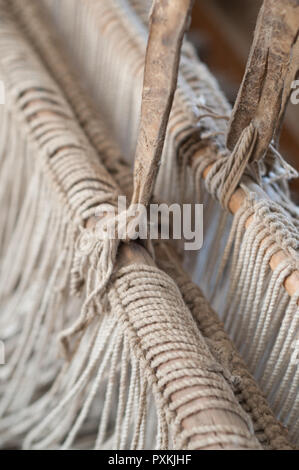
64, 205, 154, 358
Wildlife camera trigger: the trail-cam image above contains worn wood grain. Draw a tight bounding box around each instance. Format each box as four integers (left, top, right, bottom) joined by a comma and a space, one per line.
227, 0, 299, 161
132, 0, 194, 207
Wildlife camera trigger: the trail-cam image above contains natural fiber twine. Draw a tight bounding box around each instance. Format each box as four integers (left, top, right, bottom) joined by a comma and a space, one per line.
35, 0, 298, 443
0, 0, 297, 450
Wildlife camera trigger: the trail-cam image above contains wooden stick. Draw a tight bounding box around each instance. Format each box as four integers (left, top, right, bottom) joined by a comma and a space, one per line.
132, 0, 194, 206
227, 0, 299, 161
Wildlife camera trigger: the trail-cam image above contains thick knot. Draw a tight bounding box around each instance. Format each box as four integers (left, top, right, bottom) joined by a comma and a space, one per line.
64, 205, 154, 358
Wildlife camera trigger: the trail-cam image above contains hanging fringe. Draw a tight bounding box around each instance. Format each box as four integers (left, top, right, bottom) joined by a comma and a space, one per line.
0, 3, 118, 441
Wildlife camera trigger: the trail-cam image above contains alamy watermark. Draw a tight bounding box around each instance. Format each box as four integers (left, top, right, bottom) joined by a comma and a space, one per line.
291, 80, 299, 105
77, 196, 203, 253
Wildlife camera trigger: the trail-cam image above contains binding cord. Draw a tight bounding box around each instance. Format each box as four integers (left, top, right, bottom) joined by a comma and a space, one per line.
205, 123, 258, 209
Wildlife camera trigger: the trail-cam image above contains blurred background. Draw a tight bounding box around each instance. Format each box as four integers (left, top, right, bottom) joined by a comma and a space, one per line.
190, 0, 299, 203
